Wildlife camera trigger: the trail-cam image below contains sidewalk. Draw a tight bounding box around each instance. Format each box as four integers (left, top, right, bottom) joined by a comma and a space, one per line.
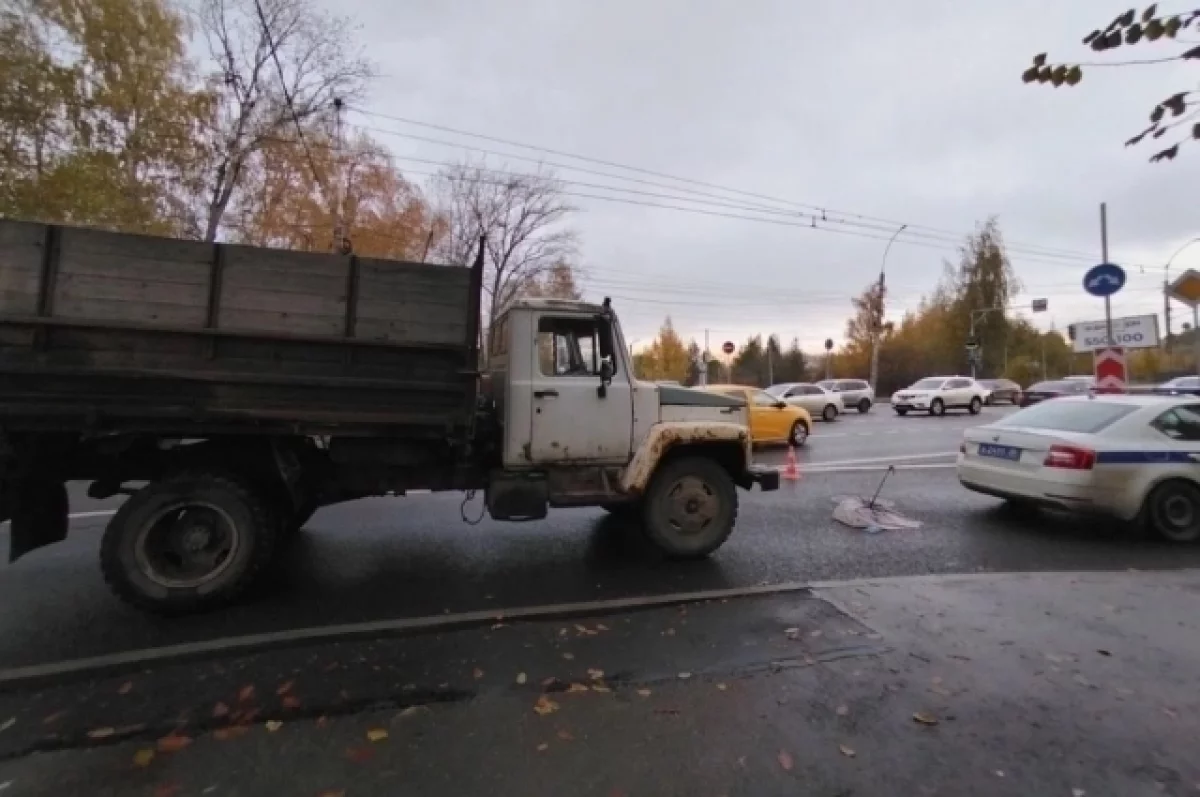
2, 570, 1199, 796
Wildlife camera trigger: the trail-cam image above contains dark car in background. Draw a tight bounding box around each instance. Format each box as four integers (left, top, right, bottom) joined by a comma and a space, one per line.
979, 378, 1022, 405
1018, 379, 1091, 407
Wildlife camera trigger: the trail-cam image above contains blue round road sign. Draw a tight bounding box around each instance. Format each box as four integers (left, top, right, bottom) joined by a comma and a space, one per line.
1083, 263, 1126, 297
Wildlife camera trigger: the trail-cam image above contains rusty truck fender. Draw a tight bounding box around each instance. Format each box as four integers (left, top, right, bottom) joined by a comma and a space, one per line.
620, 421, 753, 494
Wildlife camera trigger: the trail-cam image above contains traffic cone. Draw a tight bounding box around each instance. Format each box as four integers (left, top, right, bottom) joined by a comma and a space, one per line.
782, 445, 801, 481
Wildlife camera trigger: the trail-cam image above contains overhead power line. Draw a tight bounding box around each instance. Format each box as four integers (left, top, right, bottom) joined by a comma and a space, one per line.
258, 133, 1119, 271
345, 105, 1116, 264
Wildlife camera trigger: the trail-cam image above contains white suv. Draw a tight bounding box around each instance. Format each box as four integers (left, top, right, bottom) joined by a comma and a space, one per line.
817, 379, 875, 413
891, 376, 987, 417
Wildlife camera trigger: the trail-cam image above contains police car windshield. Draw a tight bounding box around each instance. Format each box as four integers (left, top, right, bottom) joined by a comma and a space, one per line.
996, 401, 1138, 434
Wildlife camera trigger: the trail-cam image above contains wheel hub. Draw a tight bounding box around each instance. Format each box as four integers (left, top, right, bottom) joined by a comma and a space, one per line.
1164, 495, 1195, 528
135, 503, 240, 589
665, 477, 717, 536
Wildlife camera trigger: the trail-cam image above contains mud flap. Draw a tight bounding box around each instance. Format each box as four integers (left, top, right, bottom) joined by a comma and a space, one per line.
7, 477, 69, 562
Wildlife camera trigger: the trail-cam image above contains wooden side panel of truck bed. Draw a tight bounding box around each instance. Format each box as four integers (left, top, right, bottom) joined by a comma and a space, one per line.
0, 220, 483, 436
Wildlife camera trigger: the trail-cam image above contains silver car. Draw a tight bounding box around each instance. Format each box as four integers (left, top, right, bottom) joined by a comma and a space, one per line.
817, 379, 876, 414
766, 382, 843, 422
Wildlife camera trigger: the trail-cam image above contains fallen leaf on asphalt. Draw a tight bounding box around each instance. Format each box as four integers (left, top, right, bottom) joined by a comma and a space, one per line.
345, 746, 374, 764
266, 721, 282, 733
212, 702, 229, 719
558, 628, 568, 636
542, 677, 560, 688
366, 729, 388, 743
783, 627, 800, 636
1072, 789, 1085, 797
276, 681, 293, 695
491, 623, 506, 630
587, 669, 604, 680
947, 654, 971, 662
533, 696, 560, 716
567, 683, 590, 693
213, 727, 249, 741
591, 684, 611, 693
516, 672, 527, 685
473, 668, 484, 680
1162, 707, 1178, 718
839, 745, 856, 758
596, 623, 610, 631
0, 719, 13, 733
636, 689, 651, 697
1097, 649, 1111, 657
118, 682, 133, 695
156, 734, 192, 753
87, 727, 116, 740
717, 683, 728, 691
557, 730, 574, 741
778, 750, 794, 771
835, 705, 849, 716
238, 685, 255, 702
678, 672, 692, 680
133, 749, 155, 767
664, 628, 676, 636
575, 624, 592, 634
281, 695, 301, 710
152, 784, 180, 797
809, 630, 823, 638
537, 742, 549, 752
561, 653, 575, 661
912, 712, 939, 726
42, 712, 64, 725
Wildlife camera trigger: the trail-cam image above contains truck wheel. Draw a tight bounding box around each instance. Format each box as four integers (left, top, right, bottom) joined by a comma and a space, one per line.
1144, 480, 1200, 543
100, 472, 278, 614
641, 457, 737, 559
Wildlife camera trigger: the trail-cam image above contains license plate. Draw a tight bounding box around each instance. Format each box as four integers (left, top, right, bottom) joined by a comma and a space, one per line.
978, 443, 1021, 461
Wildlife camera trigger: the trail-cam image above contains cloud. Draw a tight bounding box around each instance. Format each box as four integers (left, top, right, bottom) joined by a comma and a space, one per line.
345, 0, 1199, 351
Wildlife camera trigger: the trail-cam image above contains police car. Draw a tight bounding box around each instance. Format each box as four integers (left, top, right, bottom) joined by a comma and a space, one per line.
957, 395, 1200, 542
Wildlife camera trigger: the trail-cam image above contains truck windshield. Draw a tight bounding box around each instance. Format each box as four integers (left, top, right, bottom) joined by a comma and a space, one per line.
537, 316, 613, 377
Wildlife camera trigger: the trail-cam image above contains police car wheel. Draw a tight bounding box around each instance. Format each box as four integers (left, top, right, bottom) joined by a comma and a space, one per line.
1146, 480, 1200, 543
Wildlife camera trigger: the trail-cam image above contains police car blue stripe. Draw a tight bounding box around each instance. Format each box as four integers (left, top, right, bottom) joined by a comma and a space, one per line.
1095, 451, 1200, 464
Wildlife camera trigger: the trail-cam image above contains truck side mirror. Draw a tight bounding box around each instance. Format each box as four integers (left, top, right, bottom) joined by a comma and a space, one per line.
598, 357, 614, 398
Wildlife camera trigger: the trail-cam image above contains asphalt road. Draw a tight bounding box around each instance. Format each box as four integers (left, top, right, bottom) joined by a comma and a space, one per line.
5, 403, 1200, 669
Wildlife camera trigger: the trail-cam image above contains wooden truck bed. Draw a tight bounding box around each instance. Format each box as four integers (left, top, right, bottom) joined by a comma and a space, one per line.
0, 220, 483, 437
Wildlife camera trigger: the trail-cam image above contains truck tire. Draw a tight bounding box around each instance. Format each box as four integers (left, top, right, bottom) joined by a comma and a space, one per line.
100, 472, 278, 614
641, 456, 737, 560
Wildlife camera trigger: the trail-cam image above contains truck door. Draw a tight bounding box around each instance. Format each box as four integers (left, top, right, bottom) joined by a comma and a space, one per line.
529, 313, 633, 463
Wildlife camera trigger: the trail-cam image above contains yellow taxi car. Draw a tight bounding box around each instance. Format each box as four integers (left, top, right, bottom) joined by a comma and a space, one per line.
702, 384, 813, 446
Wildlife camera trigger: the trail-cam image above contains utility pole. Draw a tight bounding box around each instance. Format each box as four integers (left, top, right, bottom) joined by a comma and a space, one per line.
767, 335, 775, 385
1100, 203, 1112, 346
700, 329, 710, 386
331, 97, 349, 254
869, 224, 907, 389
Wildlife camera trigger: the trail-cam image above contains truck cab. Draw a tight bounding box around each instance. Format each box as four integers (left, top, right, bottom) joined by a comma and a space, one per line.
483, 297, 778, 554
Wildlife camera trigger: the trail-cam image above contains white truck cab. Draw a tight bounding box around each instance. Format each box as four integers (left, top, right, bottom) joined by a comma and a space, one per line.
484, 297, 778, 556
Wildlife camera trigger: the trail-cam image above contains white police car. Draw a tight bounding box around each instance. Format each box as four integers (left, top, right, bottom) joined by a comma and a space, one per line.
957, 395, 1200, 541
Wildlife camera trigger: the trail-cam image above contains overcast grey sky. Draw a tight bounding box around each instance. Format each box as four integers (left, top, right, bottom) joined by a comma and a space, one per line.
341, 0, 1198, 352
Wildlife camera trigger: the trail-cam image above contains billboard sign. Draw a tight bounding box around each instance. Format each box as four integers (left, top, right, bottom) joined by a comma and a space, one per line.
1071, 314, 1159, 353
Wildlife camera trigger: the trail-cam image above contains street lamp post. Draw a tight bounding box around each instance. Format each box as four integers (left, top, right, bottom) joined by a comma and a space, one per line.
868, 224, 907, 392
